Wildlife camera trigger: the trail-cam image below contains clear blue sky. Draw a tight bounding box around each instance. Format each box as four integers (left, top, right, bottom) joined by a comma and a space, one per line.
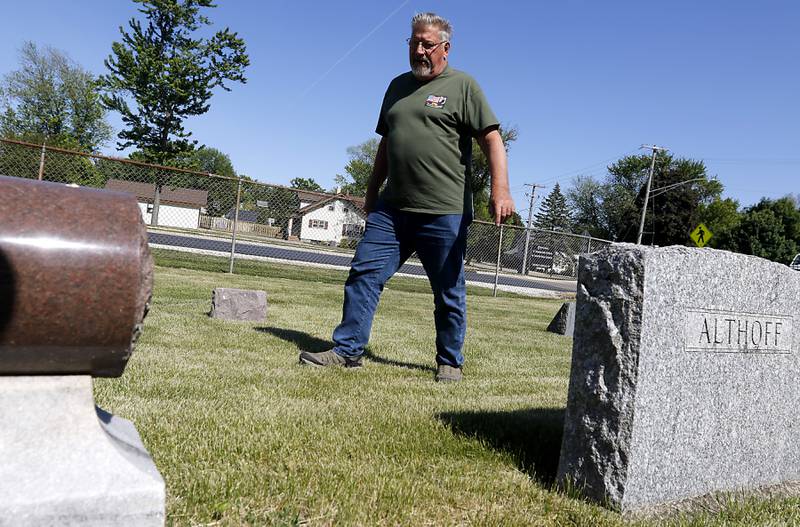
2, 1, 798, 215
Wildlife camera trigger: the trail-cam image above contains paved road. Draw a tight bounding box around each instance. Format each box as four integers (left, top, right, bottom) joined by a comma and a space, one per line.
149, 232, 577, 294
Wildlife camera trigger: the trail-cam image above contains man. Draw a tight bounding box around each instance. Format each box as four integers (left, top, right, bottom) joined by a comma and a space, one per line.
299, 12, 514, 382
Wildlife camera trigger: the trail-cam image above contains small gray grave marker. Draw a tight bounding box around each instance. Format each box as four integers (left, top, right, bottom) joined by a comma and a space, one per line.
211, 288, 268, 322
546, 302, 575, 337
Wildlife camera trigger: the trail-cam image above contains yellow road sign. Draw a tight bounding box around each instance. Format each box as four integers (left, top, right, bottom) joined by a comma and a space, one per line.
690, 223, 713, 247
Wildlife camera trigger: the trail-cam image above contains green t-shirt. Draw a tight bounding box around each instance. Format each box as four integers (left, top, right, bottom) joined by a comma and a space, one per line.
376, 66, 499, 215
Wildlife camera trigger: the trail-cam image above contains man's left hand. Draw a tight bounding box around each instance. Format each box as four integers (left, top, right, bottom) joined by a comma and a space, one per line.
489, 191, 515, 225
477, 127, 515, 225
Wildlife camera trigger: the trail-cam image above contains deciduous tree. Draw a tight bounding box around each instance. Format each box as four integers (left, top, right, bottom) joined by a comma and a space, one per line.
567, 153, 720, 245
0, 42, 111, 152
717, 196, 800, 264
186, 147, 237, 217
290, 177, 324, 192
334, 138, 379, 196
695, 197, 741, 249
190, 146, 235, 177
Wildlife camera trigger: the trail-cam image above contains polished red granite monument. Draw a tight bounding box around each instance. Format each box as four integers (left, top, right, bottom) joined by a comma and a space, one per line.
0, 174, 153, 376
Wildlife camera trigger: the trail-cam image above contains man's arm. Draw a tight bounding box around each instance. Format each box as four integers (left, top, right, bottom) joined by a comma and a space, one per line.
477, 128, 515, 225
364, 137, 388, 214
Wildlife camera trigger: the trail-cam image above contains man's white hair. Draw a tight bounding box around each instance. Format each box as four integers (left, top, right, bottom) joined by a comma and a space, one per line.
411, 12, 452, 42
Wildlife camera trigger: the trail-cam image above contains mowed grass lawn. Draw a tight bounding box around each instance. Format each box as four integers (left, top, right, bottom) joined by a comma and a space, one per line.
94, 250, 800, 526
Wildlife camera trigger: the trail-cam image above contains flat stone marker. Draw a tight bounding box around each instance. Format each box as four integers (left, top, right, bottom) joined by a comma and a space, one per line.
546, 302, 575, 337
557, 244, 800, 515
211, 288, 267, 322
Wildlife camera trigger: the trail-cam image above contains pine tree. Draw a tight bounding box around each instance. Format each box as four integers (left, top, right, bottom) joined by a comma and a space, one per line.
99, 0, 248, 226
534, 183, 572, 231
99, 0, 249, 165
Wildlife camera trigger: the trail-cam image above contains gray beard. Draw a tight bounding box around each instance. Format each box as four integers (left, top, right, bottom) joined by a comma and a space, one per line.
411, 60, 432, 79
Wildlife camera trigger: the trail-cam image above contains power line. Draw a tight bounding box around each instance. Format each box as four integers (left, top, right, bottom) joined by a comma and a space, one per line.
536, 149, 640, 186
698, 157, 800, 165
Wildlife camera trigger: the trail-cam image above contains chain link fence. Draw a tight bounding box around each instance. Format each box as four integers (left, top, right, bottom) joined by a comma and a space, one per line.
0, 138, 611, 292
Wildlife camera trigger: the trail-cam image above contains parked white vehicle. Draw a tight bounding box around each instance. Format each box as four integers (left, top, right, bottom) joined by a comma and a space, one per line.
790, 253, 800, 271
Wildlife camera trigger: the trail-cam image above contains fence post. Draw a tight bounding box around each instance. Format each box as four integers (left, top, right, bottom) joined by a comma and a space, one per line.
37, 142, 46, 181
493, 224, 504, 298
587, 237, 593, 254
228, 178, 243, 274
151, 174, 162, 227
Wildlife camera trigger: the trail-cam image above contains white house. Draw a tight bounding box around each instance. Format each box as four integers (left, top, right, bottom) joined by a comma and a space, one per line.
105, 179, 208, 229
295, 195, 366, 245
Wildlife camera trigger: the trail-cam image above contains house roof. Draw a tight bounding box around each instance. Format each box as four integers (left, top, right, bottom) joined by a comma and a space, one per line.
105, 179, 208, 208
295, 190, 328, 204
298, 195, 366, 216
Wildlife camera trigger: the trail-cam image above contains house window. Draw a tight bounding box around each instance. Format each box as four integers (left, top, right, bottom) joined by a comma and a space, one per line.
328, 205, 335, 211
342, 223, 364, 237
146, 203, 154, 214
309, 219, 328, 229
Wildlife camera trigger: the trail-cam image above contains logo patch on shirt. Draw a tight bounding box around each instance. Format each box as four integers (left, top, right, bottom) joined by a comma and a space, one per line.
425, 95, 447, 109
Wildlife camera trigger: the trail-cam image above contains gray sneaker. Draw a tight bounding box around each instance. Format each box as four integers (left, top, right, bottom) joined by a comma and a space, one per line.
299, 349, 363, 368
435, 364, 463, 383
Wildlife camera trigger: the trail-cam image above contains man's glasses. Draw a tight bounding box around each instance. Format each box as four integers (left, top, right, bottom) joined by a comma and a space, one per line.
406, 38, 448, 52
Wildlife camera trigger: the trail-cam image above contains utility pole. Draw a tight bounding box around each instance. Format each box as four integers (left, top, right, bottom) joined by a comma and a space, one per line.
521, 183, 546, 275
636, 144, 668, 245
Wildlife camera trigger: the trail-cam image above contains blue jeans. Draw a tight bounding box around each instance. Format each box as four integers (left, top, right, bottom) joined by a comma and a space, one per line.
332, 204, 470, 367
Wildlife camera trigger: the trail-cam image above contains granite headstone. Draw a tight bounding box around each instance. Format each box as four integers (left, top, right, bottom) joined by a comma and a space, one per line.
557, 244, 800, 515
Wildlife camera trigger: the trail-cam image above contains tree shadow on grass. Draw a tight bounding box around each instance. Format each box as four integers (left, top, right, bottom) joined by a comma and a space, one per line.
254, 327, 331, 353
436, 407, 565, 486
